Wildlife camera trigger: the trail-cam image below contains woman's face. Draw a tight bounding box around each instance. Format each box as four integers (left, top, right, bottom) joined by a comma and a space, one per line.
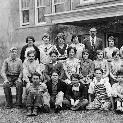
83, 52, 89, 60
28, 39, 34, 47
69, 49, 75, 58
114, 52, 120, 60
43, 37, 50, 45
73, 36, 79, 44
97, 52, 103, 60
58, 38, 64, 45
108, 39, 114, 47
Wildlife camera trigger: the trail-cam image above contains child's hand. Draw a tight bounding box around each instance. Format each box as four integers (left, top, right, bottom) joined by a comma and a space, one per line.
74, 99, 80, 106
70, 99, 75, 106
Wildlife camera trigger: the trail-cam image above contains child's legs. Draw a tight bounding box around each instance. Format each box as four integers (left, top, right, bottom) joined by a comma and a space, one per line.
86, 99, 101, 110
101, 101, 111, 110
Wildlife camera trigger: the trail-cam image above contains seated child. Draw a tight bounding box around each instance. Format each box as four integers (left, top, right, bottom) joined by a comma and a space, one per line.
86, 68, 113, 110
25, 72, 50, 116
112, 70, 123, 112
46, 71, 67, 113
65, 74, 88, 111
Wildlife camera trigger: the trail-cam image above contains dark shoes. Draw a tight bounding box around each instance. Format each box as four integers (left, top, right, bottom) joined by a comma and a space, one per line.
33, 107, 38, 116
55, 105, 62, 113
43, 104, 50, 113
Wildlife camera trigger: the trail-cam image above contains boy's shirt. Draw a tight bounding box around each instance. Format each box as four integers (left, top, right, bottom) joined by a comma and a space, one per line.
1, 57, 22, 80
88, 77, 112, 98
112, 83, 123, 97
26, 83, 47, 95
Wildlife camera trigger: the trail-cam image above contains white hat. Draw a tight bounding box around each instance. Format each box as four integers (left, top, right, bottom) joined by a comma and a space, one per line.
90, 27, 97, 32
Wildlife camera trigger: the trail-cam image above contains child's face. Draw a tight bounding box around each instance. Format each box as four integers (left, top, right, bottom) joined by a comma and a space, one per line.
71, 77, 79, 86
97, 52, 103, 60
83, 52, 89, 60
51, 72, 58, 83
43, 37, 50, 44
58, 38, 64, 45
73, 36, 79, 44
114, 52, 120, 60
69, 49, 75, 58
95, 70, 103, 79
117, 75, 123, 84
51, 53, 57, 62
32, 75, 40, 85
108, 39, 114, 47
27, 39, 34, 47
10, 50, 17, 59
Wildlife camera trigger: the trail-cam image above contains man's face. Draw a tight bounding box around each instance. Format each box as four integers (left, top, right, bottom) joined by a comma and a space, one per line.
109, 39, 114, 47
83, 52, 89, 60
58, 37, 64, 45
97, 52, 103, 60
32, 75, 40, 85
10, 50, 17, 59
90, 31, 96, 38
43, 37, 50, 45
69, 49, 75, 58
51, 72, 59, 83
27, 39, 34, 47
28, 53, 35, 62
51, 53, 57, 62
95, 70, 103, 79
71, 77, 79, 87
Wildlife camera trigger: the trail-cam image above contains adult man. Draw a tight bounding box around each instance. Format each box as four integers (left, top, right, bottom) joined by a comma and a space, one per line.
20, 36, 40, 63
1, 47, 23, 109
83, 27, 103, 60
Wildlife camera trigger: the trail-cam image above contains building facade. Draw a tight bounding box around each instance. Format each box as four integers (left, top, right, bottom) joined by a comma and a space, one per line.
8, 0, 123, 49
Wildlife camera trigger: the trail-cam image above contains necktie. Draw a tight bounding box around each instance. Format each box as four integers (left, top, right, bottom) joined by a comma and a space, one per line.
92, 38, 95, 50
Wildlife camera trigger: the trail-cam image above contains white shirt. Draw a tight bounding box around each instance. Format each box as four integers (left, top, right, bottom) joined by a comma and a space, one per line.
90, 36, 96, 46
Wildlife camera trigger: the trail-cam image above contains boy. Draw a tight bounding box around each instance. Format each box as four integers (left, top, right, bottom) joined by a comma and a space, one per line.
25, 72, 50, 116
46, 71, 67, 113
1, 47, 23, 109
86, 68, 113, 110
112, 70, 123, 112
65, 74, 88, 111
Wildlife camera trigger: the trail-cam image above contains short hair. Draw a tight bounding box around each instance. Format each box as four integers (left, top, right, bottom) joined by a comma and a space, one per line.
112, 49, 119, 57
26, 36, 35, 43
94, 68, 103, 73
67, 46, 77, 57
31, 72, 40, 79
42, 33, 50, 40
71, 34, 78, 42
108, 36, 114, 41
51, 70, 59, 76
82, 49, 89, 58
116, 70, 123, 76
9, 47, 18, 53
49, 50, 58, 56
27, 50, 36, 57
70, 74, 80, 80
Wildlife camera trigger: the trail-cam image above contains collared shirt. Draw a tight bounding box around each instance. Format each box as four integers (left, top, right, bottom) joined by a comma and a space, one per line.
90, 36, 96, 46
1, 57, 22, 80
38, 43, 54, 64
23, 59, 40, 82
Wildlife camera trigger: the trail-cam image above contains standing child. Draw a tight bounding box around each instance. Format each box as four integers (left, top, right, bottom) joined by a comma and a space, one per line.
112, 70, 123, 112
86, 68, 113, 110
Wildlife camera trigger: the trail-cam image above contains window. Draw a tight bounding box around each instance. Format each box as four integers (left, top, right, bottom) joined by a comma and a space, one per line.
52, 0, 65, 13
80, 0, 95, 4
19, 0, 29, 26
35, 0, 46, 24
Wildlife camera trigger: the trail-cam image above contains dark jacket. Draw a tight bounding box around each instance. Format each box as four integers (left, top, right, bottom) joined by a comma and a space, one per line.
46, 79, 67, 96
66, 82, 88, 101
83, 37, 103, 60
20, 44, 40, 63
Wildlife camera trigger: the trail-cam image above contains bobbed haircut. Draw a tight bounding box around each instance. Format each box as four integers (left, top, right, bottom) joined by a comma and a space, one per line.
26, 36, 35, 43
67, 46, 77, 57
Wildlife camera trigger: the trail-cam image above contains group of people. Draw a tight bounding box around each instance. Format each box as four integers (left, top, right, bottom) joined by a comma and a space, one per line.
1, 27, 123, 116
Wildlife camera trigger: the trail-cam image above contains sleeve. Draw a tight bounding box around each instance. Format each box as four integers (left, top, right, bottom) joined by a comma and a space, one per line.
1, 59, 8, 81
20, 47, 25, 63
112, 83, 118, 97
18, 60, 23, 79
88, 82, 95, 94
34, 46, 40, 63
23, 61, 30, 83
104, 80, 112, 97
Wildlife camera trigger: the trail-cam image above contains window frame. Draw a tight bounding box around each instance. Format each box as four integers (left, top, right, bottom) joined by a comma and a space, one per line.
19, 0, 30, 26
35, 0, 47, 25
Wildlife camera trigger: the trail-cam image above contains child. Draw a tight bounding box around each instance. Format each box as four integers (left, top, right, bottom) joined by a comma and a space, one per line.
1, 47, 23, 109
112, 70, 123, 112
65, 74, 88, 111
46, 71, 67, 113
86, 68, 113, 110
25, 72, 50, 116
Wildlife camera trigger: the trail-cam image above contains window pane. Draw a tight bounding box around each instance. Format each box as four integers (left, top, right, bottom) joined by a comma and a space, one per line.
38, 7, 45, 22
21, 0, 29, 9
55, 4, 64, 13
22, 10, 29, 23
